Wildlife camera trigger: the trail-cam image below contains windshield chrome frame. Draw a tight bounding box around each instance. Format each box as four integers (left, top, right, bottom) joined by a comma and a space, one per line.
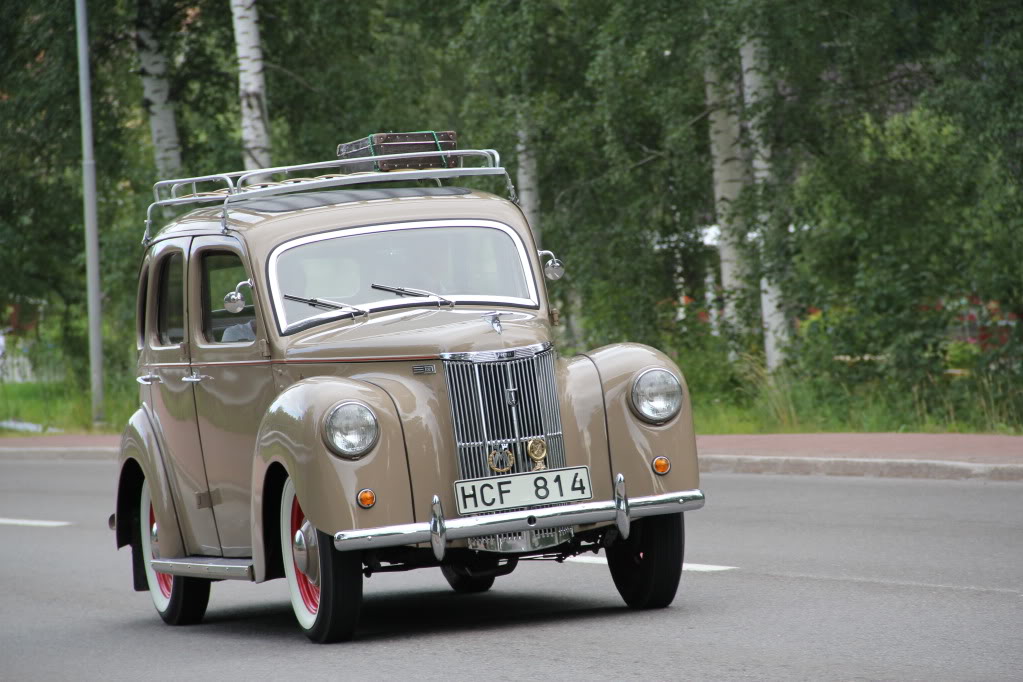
267, 219, 540, 335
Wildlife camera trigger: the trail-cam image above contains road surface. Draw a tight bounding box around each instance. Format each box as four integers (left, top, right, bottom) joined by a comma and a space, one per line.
1, 457, 1020, 680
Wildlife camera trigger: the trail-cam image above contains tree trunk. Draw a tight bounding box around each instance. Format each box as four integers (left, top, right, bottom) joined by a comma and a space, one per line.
136, 2, 181, 178
516, 125, 541, 247
703, 65, 747, 329
230, 0, 272, 170
740, 36, 788, 371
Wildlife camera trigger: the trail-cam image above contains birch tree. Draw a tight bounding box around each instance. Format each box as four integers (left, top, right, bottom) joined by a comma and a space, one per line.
703, 65, 748, 330
740, 36, 788, 370
136, 0, 181, 177
230, 0, 272, 170
516, 124, 541, 246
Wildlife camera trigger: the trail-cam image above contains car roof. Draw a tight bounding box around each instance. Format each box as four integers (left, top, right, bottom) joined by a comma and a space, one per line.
148, 186, 532, 255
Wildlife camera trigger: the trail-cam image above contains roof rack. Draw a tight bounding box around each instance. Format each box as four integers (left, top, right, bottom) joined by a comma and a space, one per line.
143, 148, 515, 245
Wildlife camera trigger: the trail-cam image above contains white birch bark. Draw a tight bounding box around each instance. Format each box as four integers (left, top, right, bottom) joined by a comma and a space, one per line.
136, 24, 181, 177
516, 126, 541, 247
741, 36, 789, 370
230, 0, 272, 170
703, 65, 748, 329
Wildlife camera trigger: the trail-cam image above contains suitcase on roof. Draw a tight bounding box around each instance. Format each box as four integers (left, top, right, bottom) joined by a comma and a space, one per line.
337, 131, 458, 172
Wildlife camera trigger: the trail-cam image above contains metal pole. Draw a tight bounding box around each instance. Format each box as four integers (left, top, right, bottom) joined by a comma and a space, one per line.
75, 0, 104, 423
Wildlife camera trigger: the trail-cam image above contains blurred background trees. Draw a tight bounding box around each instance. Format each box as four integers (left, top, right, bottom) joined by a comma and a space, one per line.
0, 0, 1019, 432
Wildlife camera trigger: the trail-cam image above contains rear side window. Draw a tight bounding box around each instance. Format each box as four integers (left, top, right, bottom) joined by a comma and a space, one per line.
136, 266, 149, 349
157, 253, 185, 345
202, 252, 255, 343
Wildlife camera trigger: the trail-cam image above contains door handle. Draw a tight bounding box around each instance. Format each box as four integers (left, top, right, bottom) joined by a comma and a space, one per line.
181, 372, 211, 383
136, 374, 161, 385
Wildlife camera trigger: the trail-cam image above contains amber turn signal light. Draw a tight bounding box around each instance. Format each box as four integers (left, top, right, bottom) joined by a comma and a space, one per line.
652, 456, 671, 475
357, 488, 376, 509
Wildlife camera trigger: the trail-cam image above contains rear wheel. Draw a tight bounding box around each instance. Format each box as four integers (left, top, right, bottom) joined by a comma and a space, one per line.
606, 513, 684, 609
139, 479, 211, 625
280, 478, 363, 643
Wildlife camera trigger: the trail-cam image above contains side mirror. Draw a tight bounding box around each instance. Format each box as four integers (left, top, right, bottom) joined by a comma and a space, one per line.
224, 279, 253, 314
538, 250, 565, 281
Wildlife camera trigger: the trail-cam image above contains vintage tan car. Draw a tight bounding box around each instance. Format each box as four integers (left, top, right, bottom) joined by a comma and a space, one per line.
113, 141, 705, 643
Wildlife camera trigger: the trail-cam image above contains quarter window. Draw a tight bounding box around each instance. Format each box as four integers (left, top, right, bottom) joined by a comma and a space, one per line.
157, 253, 185, 346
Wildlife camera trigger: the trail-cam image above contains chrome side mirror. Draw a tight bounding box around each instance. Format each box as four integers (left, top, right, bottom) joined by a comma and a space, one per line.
224, 279, 253, 314
538, 250, 565, 281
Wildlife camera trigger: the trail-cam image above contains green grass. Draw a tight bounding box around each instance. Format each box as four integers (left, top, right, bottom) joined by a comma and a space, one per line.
691, 368, 1022, 435
0, 380, 136, 434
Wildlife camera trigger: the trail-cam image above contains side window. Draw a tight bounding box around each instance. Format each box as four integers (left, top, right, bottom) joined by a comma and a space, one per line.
202, 252, 256, 343
136, 265, 149, 350
157, 252, 185, 346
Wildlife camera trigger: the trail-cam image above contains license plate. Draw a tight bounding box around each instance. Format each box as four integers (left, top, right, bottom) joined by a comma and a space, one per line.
453, 466, 592, 515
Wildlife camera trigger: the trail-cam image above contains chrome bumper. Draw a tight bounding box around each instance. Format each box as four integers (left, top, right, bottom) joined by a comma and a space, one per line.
334, 474, 705, 561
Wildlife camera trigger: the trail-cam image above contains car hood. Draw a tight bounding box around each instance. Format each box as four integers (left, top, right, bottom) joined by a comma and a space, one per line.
280, 307, 551, 360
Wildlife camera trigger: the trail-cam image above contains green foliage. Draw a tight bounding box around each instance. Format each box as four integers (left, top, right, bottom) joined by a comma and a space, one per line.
1, 0, 1020, 433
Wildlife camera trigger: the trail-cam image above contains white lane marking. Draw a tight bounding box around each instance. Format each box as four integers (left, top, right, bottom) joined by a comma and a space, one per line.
565, 555, 737, 571
684, 563, 739, 572
0, 517, 72, 528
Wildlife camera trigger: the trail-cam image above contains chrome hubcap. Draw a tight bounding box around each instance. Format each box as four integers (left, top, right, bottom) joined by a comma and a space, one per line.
150, 522, 160, 558
292, 520, 320, 586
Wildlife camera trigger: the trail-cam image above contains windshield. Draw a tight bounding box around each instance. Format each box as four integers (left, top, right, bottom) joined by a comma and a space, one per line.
269, 221, 537, 333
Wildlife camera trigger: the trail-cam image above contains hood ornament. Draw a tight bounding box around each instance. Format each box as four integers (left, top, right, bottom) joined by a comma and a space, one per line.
482, 311, 503, 334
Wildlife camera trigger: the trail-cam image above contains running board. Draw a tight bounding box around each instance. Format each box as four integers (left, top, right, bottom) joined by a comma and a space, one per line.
150, 557, 253, 581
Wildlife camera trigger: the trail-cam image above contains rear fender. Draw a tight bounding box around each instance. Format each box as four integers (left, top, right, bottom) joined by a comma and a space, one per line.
116, 405, 186, 589
249, 376, 413, 582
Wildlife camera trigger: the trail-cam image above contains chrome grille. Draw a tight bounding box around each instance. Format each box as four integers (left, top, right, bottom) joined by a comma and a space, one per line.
444, 344, 566, 480
443, 343, 571, 553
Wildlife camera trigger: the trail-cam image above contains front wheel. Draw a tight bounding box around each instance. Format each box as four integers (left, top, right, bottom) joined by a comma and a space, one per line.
280, 478, 363, 643
139, 479, 211, 625
606, 512, 684, 609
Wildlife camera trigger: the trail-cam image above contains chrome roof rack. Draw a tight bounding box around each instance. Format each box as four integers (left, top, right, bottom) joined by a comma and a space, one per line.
143, 149, 515, 245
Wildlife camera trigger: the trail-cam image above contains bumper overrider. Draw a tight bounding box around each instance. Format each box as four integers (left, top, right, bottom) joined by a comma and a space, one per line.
334, 474, 705, 561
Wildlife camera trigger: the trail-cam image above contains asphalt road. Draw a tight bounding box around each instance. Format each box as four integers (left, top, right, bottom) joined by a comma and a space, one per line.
1, 458, 1020, 681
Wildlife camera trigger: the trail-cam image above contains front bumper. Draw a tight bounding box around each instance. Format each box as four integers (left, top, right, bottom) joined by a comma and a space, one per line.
334, 473, 705, 561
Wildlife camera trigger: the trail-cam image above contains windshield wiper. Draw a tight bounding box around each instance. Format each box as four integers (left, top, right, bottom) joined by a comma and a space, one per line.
371, 283, 455, 308
283, 294, 368, 317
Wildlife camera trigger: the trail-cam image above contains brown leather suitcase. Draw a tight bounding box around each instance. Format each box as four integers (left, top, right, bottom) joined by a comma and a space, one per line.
337, 131, 458, 172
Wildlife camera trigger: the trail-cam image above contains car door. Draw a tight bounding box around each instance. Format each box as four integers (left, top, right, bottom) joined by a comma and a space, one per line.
188, 235, 277, 557
146, 237, 222, 556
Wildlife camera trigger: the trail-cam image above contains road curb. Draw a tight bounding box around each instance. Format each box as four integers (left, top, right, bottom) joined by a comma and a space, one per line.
699, 454, 1023, 482
0, 447, 117, 461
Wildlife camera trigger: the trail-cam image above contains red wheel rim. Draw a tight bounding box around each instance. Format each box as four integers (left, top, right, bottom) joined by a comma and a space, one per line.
149, 505, 173, 599
291, 496, 320, 615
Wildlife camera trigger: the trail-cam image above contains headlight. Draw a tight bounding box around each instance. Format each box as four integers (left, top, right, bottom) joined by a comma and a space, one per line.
323, 401, 379, 458
630, 368, 683, 424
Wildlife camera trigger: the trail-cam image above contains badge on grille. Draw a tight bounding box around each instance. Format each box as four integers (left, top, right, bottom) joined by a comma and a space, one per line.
487, 448, 515, 473
527, 438, 548, 471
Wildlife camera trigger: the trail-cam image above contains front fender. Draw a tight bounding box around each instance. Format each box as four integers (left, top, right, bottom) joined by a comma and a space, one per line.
582, 343, 700, 497
249, 376, 414, 581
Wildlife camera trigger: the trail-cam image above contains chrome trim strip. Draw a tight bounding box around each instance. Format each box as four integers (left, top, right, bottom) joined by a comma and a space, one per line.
150, 557, 254, 580
333, 482, 705, 559
439, 341, 552, 363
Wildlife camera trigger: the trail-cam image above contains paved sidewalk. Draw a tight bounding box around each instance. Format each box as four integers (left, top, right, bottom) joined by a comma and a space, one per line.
2, 432, 1021, 481
697, 433, 1023, 481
